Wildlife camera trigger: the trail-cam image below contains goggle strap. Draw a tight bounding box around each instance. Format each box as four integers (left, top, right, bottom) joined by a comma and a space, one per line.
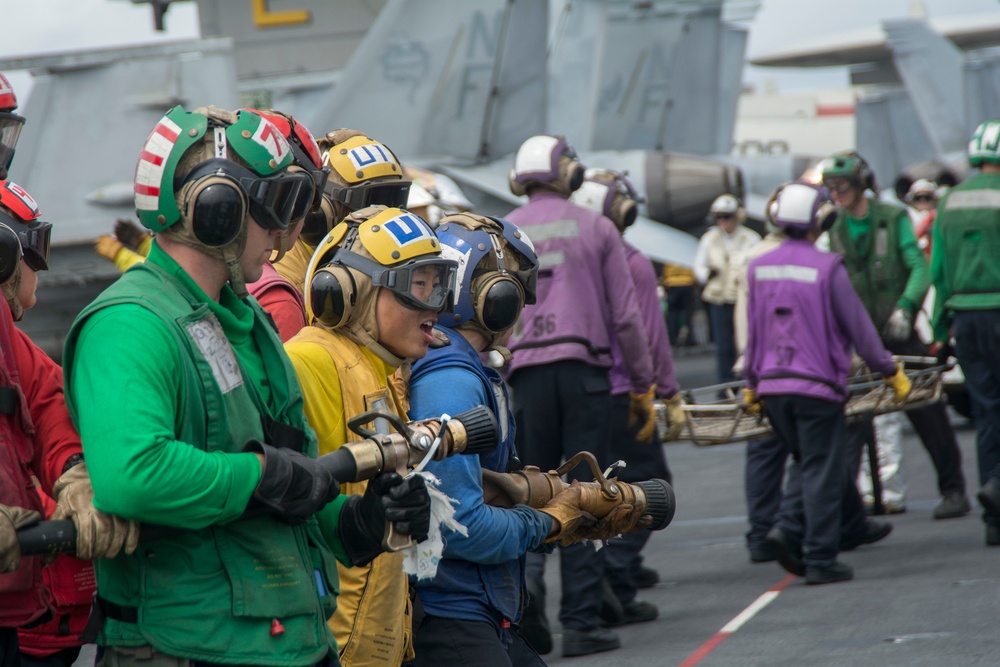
214, 127, 228, 160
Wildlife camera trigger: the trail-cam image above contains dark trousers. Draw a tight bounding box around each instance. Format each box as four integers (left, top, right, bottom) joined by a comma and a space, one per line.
707, 303, 736, 383
954, 310, 1000, 496
412, 615, 547, 667
745, 435, 786, 549
20, 648, 82, 667
511, 361, 613, 632
846, 335, 966, 498
666, 285, 697, 346
767, 395, 847, 568
0, 629, 19, 667
604, 394, 672, 604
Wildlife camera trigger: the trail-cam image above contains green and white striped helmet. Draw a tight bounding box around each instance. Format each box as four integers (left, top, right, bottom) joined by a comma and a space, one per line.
968, 119, 1000, 168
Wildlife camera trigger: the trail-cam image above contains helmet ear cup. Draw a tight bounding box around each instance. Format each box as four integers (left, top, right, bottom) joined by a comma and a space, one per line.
0, 224, 21, 285
614, 198, 638, 230
509, 169, 527, 197
180, 174, 248, 247
308, 263, 357, 329
817, 201, 839, 232
301, 196, 336, 247
473, 274, 525, 333
560, 156, 585, 193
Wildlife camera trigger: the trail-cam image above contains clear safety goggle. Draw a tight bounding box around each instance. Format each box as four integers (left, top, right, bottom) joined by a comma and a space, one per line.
335, 249, 458, 313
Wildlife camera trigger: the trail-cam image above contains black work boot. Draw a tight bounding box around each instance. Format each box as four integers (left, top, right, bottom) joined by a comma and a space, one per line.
976, 479, 1000, 517
562, 627, 621, 657
840, 519, 892, 551
633, 564, 660, 589
805, 561, 854, 585
933, 492, 971, 519
764, 527, 804, 576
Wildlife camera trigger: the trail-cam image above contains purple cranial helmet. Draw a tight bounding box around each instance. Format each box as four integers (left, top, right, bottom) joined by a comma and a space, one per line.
770, 181, 837, 233
509, 135, 585, 197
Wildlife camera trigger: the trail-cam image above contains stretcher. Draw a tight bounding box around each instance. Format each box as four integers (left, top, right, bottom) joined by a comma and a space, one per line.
658, 356, 945, 447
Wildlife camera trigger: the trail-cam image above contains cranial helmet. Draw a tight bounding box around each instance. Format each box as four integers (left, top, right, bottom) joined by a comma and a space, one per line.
968, 119, 1000, 168
906, 178, 938, 202
770, 181, 837, 234
300, 129, 412, 248
819, 151, 877, 192
305, 206, 458, 362
0, 180, 52, 321
244, 108, 330, 259
708, 193, 746, 225
570, 169, 643, 231
509, 135, 585, 198
0, 72, 25, 180
435, 213, 538, 349
133, 105, 313, 295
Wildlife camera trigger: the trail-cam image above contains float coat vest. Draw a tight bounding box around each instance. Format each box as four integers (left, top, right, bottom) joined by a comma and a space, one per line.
286, 326, 413, 667
409, 330, 522, 623
63, 262, 339, 665
829, 201, 909, 332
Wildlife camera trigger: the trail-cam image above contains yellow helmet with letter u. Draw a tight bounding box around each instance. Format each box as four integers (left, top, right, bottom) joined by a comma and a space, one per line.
305, 206, 458, 358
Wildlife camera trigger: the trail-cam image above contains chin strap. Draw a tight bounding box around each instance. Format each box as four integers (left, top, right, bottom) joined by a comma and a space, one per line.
1, 270, 23, 322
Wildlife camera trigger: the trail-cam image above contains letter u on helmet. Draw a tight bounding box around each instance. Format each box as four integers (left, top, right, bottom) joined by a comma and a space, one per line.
770, 181, 836, 233
302, 130, 412, 248
570, 169, 643, 231
509, 135, 585, 197
434, 213, 538, 336
968, 119, 1000, 168
305, 206, 458, 329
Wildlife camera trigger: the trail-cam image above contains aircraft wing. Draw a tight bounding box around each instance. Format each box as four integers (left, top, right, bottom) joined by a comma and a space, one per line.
438, 161, 699, 268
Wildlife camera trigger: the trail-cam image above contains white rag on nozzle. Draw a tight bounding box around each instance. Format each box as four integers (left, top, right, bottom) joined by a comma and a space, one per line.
401, 471, 467, 580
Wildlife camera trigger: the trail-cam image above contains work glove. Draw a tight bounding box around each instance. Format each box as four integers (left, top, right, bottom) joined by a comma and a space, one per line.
51, 463, 140, 560
662, 393, 688, 441
0, 504, 42, 573
114, 218, 152, 251
338, 473, 430, 566
629, 384, 657, 443
884, 360, 912, 404
882, 308, 913, 343
245, 441, 340, 525
742, 387, 763, 415
569, 502, 649, 543
93, 235, 124, 262
537, 483, 597, 545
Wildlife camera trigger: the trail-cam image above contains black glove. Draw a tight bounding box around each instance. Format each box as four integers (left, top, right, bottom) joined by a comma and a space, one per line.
337, 473, 431, 566
244, 440, 339, 524
934, 340, 954, 367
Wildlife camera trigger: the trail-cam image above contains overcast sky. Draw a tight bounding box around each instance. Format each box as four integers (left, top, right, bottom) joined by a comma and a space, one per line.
2, 0, 1000, 101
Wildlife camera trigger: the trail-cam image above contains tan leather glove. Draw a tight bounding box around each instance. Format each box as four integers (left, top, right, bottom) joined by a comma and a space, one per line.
629, 384, 657, 443
536, 483, 597, 545
52, 463, 140, 560
94, 235, 124, 262
0, 504, 42, 573
884, 360, 912, 404
662, 393, 687, 441
567, 502, 648, 543
742, 387, 763, 414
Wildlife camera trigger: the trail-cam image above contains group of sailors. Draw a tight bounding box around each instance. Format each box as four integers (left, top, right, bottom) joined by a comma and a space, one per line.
1, 62, 1000, 667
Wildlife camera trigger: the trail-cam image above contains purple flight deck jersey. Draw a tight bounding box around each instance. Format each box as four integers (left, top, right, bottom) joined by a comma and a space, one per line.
744, 239, 894, 403
507, 192, 654, 393
608, 241, 679, 398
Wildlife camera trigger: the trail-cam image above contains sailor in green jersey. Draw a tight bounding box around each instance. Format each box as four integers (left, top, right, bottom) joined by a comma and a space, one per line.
63, 106, 429, 667
931, 119, 1000, 546
820, 151, 970, 522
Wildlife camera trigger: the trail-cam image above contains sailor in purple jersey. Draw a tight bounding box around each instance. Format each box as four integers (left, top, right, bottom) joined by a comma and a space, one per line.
744, 181, 911, 585
504, 136, 656, 658
570, 168, 685, 623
